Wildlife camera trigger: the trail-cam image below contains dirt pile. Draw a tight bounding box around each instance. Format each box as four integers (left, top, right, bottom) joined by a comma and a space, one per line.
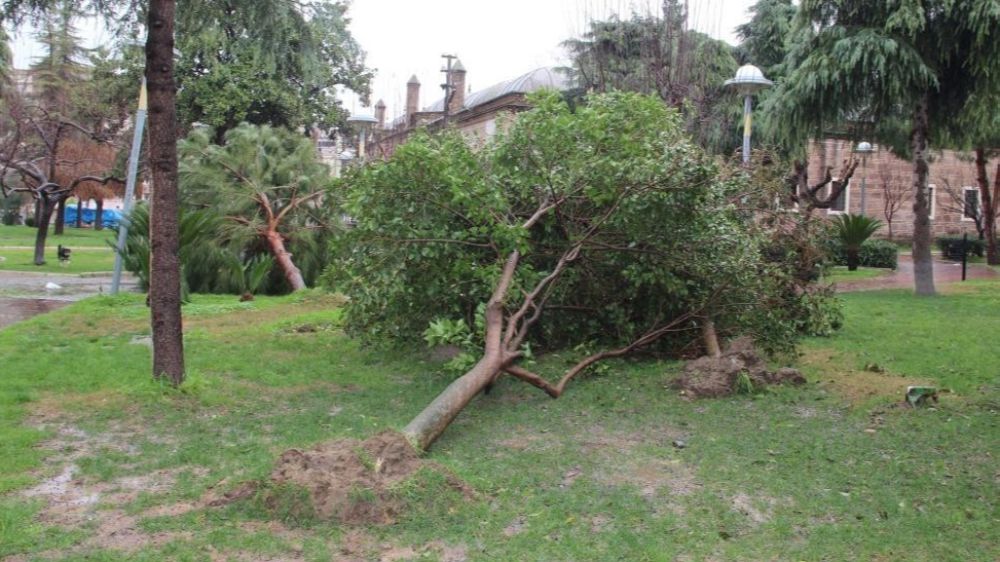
268, 431, 467, 525
671, 337, 805, 398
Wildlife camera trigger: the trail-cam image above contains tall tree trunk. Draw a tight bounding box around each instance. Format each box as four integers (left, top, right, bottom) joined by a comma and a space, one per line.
94, 198, 104, 230
33, 198, 41, 228
33, 198, 54, 265
75, 198, 83, 228
264, 228, 306, 291
911, 96, 936, 296
54, 198, 66, 235
146, 0, 185, 386
975, 148, 997, 265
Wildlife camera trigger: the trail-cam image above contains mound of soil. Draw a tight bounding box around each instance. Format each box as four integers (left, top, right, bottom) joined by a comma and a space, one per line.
268, 431, 466, 525
671, 337, 805, 398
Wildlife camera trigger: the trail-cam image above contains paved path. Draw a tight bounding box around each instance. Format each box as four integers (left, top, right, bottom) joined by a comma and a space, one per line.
0, 270, 138, 330
835, 255, 998, 292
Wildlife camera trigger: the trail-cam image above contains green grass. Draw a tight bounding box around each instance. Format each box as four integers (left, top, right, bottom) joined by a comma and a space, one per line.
0, 225, 117, 273
0, 286, 997, 561
0, 225, 115, 247
823, 266, 892, 283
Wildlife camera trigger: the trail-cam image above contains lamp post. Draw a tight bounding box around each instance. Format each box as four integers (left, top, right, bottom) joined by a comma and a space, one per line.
854, 141, 874, 216
724, 64, 773, 166
111, 79, 148, 295
347, 114, 378, 161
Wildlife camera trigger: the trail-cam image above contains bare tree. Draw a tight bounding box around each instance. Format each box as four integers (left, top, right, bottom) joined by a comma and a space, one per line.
939, 178, 985, 239
0, 96, 121, 264
790, 157, 860, 215
879, 166, 911, 241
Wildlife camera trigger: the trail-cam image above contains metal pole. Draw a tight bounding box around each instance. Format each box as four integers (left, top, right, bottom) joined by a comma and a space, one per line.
961, 232, 968, 281
111, 79, 148, 295
860, 156, 868, 216
358, 128, 367, 160
742, 94, 752, 166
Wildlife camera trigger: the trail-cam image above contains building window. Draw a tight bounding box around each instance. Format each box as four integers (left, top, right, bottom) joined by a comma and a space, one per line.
927, 185, 936, 220
963, 187, 981, 221
827, 179, 849, 214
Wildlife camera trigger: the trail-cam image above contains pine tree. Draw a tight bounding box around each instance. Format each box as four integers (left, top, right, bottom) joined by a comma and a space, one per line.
763, 0, 1000, 296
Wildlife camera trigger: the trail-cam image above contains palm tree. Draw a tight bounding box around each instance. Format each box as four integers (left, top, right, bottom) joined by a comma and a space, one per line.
179, 123, 333, 291
833, 214, 882, 271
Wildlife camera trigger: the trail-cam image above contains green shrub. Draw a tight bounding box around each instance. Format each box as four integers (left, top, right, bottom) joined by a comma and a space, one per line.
936, 236, 985, 260
825, 239, 898, 269
832, 214, 882, 271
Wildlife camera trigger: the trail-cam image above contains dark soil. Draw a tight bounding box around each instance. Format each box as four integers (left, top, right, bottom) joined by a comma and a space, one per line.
268, 431, 467, 525
671, 337, 805, 398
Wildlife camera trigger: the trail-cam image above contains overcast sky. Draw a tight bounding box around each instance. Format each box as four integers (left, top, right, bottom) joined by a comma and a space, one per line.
10, 0, 756, 120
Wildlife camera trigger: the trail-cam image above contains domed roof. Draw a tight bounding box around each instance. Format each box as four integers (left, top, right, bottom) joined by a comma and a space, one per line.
425, 67, 570, 112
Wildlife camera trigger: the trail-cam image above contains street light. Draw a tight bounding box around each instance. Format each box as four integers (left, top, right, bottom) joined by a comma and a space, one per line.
854, 141, 874, 216
346, 114, 378, 160
724, 64, 773, 166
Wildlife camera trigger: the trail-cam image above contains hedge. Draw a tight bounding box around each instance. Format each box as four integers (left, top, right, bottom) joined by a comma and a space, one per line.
826, 239, 898, 269
936, 236, 985, 260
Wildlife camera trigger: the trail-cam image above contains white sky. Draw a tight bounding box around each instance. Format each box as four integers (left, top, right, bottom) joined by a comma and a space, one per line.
9, 0, 756, 120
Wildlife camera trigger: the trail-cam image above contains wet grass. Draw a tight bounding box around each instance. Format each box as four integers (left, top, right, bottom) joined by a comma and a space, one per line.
0, 285, 997, 561
823, 266, 893, 283
0, 226, 116, 273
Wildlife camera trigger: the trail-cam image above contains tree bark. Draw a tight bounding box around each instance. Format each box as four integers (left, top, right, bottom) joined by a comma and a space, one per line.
975, 148, 997, 265
54, 198, 66, 235
403, 251, 521, 451
265, 228, 307, 291
146, 0, 185, 386
910, 96, 936, 296
75, 198, 83, 228
33, 198, 54, 265
846, 249, 860, 271
94, 198, 104, 230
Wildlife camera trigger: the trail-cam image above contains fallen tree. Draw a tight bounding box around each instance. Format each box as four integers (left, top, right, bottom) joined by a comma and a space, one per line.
331, 92, 825, 450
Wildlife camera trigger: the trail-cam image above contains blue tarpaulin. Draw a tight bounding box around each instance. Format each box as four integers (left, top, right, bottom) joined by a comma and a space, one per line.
64, 206, 123, 229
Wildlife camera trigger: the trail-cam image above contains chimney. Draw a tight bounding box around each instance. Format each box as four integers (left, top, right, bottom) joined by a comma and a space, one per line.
374, 99, 386, 130
449, 59, 466, 113
406, 75, 420, 127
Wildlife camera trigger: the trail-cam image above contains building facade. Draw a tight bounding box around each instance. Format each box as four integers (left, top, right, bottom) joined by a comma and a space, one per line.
806, 138, 995, 239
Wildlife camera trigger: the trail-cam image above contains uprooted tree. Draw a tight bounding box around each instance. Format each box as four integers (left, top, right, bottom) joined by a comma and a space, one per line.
179, 123, 335, 292
330, 91, 826, 451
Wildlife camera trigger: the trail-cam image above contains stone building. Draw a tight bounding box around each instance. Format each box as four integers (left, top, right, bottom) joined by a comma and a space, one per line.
370, 61, 570, 158
805, 138, 995, 240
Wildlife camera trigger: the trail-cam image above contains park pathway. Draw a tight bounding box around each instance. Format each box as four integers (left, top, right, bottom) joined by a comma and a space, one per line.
0, 270, 137, 330
835, 254, 997, 292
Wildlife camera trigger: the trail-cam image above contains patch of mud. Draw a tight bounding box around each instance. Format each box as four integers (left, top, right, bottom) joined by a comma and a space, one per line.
798, 349, 935, 405
671, 337, 805, 398
267, 431, 471, 525
730, 492, 771, 524
590, 514, 612, 533
503, 515, 527, 537
596, 458, 701, 501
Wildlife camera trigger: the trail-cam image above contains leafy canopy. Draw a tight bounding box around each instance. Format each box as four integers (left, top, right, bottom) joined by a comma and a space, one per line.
328, 91, 804, 353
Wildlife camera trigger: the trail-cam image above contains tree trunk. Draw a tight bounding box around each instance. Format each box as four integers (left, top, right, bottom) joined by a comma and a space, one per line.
701, 317, 721, 357
33, 198, 41, 228
146, 0, 185, 386
846, 249, 860, 271
910, 96, 936, 296
75, 198, 83, 228
975, 148, 997, 265
54, 198, 66, 235
94, 198, 104, 230
886, 220, 893, 242
33, 198, 54, 265
402, 352, 509, 451
264, 228, 307, 291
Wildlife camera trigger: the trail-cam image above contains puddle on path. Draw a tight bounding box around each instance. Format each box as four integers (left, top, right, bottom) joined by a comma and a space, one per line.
0, 297, 70, 329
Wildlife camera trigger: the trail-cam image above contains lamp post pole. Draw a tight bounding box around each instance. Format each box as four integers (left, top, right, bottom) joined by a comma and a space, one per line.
111, 79, 148, 295
855, 141, 874, 216
725, 64, 772, 167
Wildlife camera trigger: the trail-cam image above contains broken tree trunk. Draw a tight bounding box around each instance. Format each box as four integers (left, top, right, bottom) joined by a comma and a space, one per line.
265, 228, 307, 291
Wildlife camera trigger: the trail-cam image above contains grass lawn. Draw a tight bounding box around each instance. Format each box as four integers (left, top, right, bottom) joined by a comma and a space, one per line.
0, 286, 996, 561
0, 225, 116, 273
823, 266, 892, 284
